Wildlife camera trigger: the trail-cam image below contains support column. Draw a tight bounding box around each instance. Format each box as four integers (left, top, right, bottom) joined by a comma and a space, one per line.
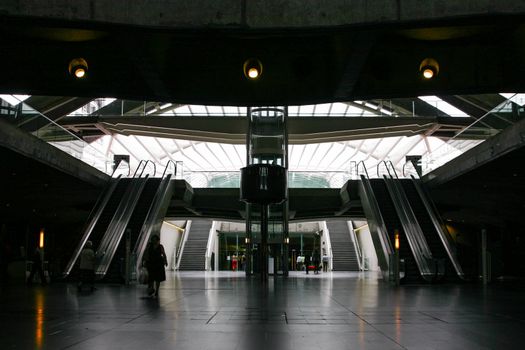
245, 204, 252, 276
260, 204, 269, 282
481, 228, 488, 285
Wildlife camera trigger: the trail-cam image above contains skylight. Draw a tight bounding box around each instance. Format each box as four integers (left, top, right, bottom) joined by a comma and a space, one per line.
68, 98, 116, 116
0, 94, 30, 106
499, 93, 525, 106
418, 96, 470, 117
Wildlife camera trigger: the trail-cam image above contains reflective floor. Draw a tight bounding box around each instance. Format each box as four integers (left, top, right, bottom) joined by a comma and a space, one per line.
1, 271, 525, 349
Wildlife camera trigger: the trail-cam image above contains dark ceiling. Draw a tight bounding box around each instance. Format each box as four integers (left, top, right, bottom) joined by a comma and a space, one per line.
1, 11, 524, 232
1, 14, 525, 105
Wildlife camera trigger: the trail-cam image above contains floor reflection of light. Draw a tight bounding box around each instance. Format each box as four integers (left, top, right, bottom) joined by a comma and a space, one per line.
395, 304, 401, 343
35, 289, 45, 349
359, 318, 366, 346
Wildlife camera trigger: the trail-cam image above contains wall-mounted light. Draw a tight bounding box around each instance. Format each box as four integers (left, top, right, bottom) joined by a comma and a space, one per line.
245, 237, 251, 244
243, 58, 263, 80
419, 58, 439, 79
394, 229, 400, 251
68, 58, 88, 78
39, 228, 45, 249
284, 237, 290, 244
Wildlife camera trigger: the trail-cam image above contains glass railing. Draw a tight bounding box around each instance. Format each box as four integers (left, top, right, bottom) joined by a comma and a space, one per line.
181, 170, 350, 188
420, 95, 523, 174
55, 98, 486, 118
1, 100, 114, 174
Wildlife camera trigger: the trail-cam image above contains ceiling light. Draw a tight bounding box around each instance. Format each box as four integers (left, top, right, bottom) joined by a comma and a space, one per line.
248, 68, 259, 79
243, 58, 263, 80
419, 58, 439, 79
68, 58, 88, 79
422, 68, 434, 79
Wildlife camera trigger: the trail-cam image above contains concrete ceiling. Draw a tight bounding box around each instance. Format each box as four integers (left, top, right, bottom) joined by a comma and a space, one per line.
1, 14, 525, 105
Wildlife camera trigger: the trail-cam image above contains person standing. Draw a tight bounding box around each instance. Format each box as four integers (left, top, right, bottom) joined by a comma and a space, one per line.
78, 241, 95, 292
322, 254, 329, 272
144, 235, 168, 298
27, 247, 46, 285
312, 250, 320, 274
305, 254, 311, 275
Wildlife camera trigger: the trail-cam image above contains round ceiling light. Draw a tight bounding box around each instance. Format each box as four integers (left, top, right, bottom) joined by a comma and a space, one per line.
419, 58, 439, 80
68, 58, 88, 79
243, 58, 263, 80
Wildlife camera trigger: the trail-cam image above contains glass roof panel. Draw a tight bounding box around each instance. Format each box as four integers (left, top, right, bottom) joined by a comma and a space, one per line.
173, 105, 192, 115
500, 93, 525, 106
313, 103, 331, 114
418, 96, 469, 117
0, 94, 30, 106
69, 98, 116, 116
88, 133, 481, 179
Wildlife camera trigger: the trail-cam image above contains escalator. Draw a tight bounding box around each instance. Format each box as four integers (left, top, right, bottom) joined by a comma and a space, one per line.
359, 161, 464, 283
368, 179, 423, 283
402, 178, 464, 280
103, 178, 161, 282
94, 174, 149, 279
63, 177, 130, 279
65, 161, 177, 283
400, 180, 448, 277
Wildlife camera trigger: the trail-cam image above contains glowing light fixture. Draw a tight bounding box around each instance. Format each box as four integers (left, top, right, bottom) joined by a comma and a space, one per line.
248, 68, 259, 79
243, 58, 263, 80
68, 58, 88, 79
39, 228, 45, 249
419, 58, 439, 79
394, 230, 400, 250
422, 68, 434, 79
284, 237, 290, 244
245, 237, 251, 244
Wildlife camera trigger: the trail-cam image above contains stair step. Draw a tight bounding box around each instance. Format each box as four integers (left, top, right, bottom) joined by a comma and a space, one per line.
178, 220, 212, 271
326, 221, 360, 272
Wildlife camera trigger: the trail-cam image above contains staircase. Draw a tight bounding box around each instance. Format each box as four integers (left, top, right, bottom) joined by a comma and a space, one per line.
326, 221, 360, 271
178, 219, 212, 271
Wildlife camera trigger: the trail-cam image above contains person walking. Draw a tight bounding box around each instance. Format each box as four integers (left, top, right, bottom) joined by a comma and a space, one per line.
78, 241, 95, 292
144, 235, 168, 298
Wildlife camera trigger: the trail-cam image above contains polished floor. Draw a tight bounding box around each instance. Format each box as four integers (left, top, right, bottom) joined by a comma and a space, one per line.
1, 271, 525, 349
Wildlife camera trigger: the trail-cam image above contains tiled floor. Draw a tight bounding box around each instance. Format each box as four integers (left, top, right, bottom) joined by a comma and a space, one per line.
1, 271, 525, 349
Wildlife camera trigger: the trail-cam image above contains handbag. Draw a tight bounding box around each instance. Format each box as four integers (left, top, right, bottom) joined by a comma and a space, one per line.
138, 267, 149, 284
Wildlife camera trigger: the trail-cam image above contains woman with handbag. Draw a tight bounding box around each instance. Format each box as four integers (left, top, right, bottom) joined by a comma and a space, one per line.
143, 235, 168, 298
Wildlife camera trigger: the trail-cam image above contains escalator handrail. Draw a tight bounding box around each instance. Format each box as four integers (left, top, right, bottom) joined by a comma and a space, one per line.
161, 160, 177, 178
382, 175, 435, 280
111, 158, 130, 178
358, 174, 394, 272
377, 160, 399, 179
133, 174, 174, 275
410, 175, 465, 279
95, 175, 150, 277
388, 176, 434, 260
134, 160, 157, 178
402, 161, 420, 179
356, 160, 370, 179
133, 160, 146, 178
95, 176, 142, 253
63, 175, 122, 277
